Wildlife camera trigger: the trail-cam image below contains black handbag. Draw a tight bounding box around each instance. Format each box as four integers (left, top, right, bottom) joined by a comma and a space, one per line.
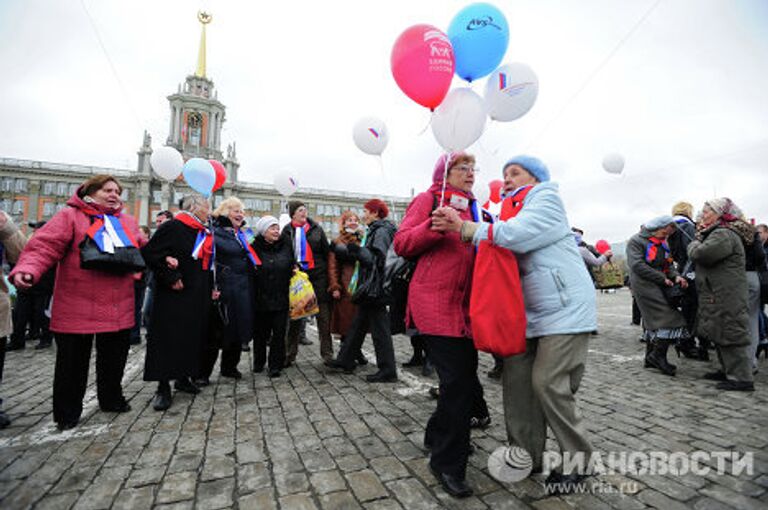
79, 237, 146, 273
662, 283, 686, 309
351, 263, 385, 305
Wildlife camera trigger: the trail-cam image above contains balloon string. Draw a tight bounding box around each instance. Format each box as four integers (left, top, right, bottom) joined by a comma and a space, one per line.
417, 111, 434, 136
439, 152, 449, 208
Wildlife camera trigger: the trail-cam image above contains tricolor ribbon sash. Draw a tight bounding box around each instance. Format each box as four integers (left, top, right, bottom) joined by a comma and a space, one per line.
85, 214, 139, 254
645, 236, 672, 271
237, 230, 262, 268
293, 223, 315, 271
176, 212, 214, 270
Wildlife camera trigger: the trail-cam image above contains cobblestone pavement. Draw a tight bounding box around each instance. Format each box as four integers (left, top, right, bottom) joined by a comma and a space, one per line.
0, 289, 766, 509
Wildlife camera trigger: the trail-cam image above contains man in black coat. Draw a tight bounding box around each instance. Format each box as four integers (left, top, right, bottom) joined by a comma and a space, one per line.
326, 199, 398, 382
282, 200, 333, 366
142, 195, 215, 411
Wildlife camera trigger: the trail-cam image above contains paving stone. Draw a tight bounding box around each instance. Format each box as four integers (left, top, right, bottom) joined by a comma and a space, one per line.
34, 492, 81, 510
370, 456, 410, 482
201, 454, 236, 481
239, 488, 278, 510
310, 470, 349, 495
126, 464, 166, 488
385, 479, 441, 509
112, 486, 156, 510
319, 490, 364, 510
279, 493, 319, 510
275, 471, 311, 496
196, 477, 235, 510
238, 461, 272, 493
156, 470, 198, 504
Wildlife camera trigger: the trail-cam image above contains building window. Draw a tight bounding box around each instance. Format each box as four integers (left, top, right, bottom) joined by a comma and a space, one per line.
56, 203, 67, 213
1, 179, 13, 192
174, 192, 185, 205
120, 190, 129, 201
12, 200, 24, 215
214, 195, 223, 207
43, 202, 55, 217
69, 184, 78, 195
152, 190, 163, 204
43, 182, 55, 195
56, 182, 68, 196
14, 179, 27, 193
0, 199, 11, 212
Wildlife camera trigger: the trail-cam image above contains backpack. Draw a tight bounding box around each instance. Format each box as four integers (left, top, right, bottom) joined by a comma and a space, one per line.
384, 194, 438, 335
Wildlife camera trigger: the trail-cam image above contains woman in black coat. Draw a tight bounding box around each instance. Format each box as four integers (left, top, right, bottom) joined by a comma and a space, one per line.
252, 216, 295, 377
142, 195, 215, 411
197, 197, 258, 384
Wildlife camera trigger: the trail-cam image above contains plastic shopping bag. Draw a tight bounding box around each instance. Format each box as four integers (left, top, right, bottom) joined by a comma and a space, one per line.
289, 271, 320, 320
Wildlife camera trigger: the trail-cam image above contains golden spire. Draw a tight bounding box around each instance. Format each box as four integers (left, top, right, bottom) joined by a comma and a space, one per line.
195, 11, 212, 78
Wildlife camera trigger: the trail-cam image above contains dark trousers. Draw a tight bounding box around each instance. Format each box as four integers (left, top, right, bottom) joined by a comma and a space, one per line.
254, 310, 288, 371
199, 344, 242, 378
53, 330, 131, 424
337, 304, 396, 375
631, 296, 642, 325
0, 336, 6, 381
130, 283, 146, 343
286, 301, 333, 363
410, 336, 426, 360
11, 292, 51, 344
423, 335, 485, 479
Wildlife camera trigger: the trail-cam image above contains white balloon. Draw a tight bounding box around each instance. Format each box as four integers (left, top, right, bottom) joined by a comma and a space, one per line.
484, 63, 539, 122
353, 117, 389, 156
603, 153, 625, 174
278, 213, 291, 230
431, 88, 487, 152
274, 171, 299, 197
150, 146, 184, 181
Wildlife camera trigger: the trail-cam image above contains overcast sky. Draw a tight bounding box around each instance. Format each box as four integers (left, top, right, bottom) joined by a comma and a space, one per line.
1, 0, 767, 242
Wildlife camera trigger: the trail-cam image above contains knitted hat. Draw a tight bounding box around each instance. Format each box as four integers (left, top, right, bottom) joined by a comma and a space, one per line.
705, 197, 742, 219
432, 152, 474, 183
671, 201, 693, 219
503, 155, 550, 182
288, 200, 306, 219
255, 215, 279, 236
364, 198, 389, 219
644, 215, 675, 231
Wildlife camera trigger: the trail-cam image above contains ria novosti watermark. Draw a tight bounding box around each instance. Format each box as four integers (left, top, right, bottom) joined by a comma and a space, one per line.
488, 446, 754, 493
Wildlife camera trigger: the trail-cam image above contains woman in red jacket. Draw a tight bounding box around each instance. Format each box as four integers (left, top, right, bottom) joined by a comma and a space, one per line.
393, 152, 489, 499
10, 175, 142, 431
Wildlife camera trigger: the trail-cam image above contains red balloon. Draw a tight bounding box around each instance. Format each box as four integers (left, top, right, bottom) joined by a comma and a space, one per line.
391, 24, 455, 110
489, 180, 503, 203
209, 160, 226, 192
595, 240, 611, 254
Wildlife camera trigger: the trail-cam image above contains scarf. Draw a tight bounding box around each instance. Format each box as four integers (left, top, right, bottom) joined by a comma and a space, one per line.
81, 204, 139, 254
176, 212, 214, 270
645, 236, 672, 271
499, 185, 533, 220
236, 230, 262, 268
292, 221, 315, 270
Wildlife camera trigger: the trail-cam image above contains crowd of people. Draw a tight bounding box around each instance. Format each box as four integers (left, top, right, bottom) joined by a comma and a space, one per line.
0, 156, 763, 498
627, 200, 766, 392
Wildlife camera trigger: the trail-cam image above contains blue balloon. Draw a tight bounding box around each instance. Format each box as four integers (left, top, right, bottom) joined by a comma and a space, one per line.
448, 3, 509, 82
182, 158, 216, 197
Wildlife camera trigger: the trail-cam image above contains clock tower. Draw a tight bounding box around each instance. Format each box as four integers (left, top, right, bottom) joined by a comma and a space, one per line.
166, 11, 225, 162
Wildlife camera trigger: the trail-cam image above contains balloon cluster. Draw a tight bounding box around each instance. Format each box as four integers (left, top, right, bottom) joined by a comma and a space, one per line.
150, 146, 227, 197
384, 3, 539, 154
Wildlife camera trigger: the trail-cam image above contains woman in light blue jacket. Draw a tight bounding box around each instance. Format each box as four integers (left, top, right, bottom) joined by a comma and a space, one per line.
432, 155, 596, 493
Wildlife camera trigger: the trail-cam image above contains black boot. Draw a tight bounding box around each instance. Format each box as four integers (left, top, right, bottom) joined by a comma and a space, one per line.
676, 337, 699, 359
402, 353, 424, 367
644, 340, 653, 368
696, 338, 711, 361
646, 340, 676, 376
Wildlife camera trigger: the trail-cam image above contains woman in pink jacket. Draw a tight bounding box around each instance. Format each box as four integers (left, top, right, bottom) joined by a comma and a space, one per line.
393, 152, 488, 499
10, 175, 143, 431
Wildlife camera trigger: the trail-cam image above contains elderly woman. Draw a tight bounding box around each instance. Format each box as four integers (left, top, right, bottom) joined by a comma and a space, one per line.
142, 195, 216, 410
432, 155, 596, 493
196, 197, 258, 384
10, 175, 142, 430
328, 210, 368, 365
282, 200, 333, 365
251, 216, 295, 377
393, 152, 489, 499
626, 216, 690, 376
688, 198, 756, 391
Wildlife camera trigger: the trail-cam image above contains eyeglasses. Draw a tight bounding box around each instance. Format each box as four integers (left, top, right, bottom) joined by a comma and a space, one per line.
454, 165, 479, 174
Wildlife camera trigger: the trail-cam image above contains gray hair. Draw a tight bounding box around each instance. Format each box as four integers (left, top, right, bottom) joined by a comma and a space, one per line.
180, 194, 209, 213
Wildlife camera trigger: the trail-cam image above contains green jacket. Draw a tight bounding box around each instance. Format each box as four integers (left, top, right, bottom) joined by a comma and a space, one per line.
687, 225, 749, 347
